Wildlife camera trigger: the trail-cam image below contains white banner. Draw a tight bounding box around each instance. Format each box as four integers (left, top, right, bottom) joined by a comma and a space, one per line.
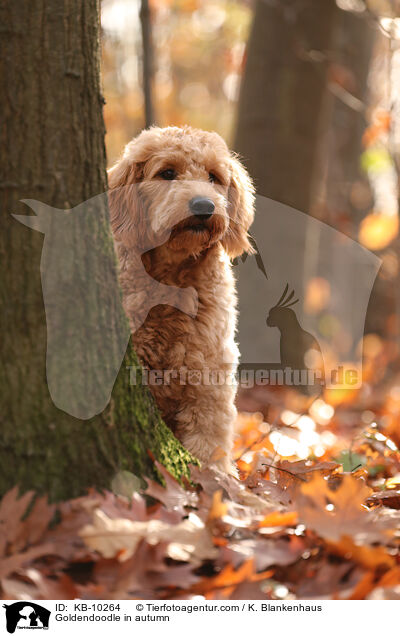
1, 599, 396, 635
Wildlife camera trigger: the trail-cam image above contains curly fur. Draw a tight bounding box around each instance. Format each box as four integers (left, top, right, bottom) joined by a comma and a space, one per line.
108, 126, 255, 472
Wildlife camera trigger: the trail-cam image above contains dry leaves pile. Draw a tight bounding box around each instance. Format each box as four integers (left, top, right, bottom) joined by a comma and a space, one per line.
2, 391, 400, 601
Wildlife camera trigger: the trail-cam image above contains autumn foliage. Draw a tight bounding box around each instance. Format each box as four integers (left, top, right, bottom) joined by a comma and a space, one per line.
2, 384, 400, 601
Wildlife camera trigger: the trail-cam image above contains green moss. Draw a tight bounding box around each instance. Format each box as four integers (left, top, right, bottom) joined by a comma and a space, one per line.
0, 335, 195, 502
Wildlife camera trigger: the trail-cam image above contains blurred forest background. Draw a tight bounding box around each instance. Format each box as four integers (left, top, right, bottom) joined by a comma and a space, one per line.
102, 0, 251, 161
101, 0, 400, 394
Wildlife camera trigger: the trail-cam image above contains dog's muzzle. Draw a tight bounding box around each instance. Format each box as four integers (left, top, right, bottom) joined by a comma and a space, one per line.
189, 196, 215, 220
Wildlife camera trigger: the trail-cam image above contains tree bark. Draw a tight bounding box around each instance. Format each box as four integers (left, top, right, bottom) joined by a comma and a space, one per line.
313, 9, 373, 229
140, 0, 155, 127
235, 1, 375, 221
234, 0, 339, 214
0, 0, 192, 501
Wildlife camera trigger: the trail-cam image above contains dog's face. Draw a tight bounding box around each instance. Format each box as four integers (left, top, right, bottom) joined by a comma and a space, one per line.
108, 126, 254, 259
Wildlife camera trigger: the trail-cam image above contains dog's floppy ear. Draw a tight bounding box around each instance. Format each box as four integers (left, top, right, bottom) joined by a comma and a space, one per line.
221, 153, 255, 259
107, 156, 148, 249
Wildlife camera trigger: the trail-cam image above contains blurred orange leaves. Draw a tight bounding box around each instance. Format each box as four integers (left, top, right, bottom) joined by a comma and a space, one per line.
359, 212, 398, 250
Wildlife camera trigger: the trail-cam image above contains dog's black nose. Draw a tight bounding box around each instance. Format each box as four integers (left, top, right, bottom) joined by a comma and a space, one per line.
189, 196, 215, 218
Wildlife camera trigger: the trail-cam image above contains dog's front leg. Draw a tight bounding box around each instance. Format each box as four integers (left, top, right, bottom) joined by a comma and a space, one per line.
174, 380, 238, 474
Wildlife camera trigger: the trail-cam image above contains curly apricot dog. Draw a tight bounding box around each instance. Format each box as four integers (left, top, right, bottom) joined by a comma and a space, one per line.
108, 126, 254, 473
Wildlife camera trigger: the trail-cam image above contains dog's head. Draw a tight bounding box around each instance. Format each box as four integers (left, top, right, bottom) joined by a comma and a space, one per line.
108, 126, 255, 259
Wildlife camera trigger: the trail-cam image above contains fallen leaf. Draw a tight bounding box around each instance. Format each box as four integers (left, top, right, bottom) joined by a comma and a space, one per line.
145, 462, 198, 514
366, 490, 400, 509
297, 474, 384, 542
326, 535, 395, 570
207, 490, 228, 522
79, 509, 217, 564
348, 571, 376, 600
259, 511, 298, 528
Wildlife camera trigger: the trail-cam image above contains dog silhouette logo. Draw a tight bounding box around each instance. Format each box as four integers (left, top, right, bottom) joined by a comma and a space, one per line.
3, 602, 50, 633
266, 283, 324, 381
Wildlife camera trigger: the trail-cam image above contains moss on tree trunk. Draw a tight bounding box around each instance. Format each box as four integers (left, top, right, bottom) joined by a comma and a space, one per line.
0, 0, 193, 501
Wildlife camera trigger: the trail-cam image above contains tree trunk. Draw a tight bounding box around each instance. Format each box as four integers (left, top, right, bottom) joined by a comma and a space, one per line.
312, 9, 373, 229
235, 1, 374, 221
0, 0, 192, 501
140, 0, 155, 127
234, 0, 339, 213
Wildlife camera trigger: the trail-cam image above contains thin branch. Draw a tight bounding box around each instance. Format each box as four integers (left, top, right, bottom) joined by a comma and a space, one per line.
139, 0, 155, 127
261, 462, 308, 482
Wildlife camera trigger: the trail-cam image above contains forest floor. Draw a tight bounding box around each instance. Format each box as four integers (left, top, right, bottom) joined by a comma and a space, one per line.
2, 372, 400, 600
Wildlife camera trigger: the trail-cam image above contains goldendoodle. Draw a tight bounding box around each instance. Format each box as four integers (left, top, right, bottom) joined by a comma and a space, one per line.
108, 126, 255, 473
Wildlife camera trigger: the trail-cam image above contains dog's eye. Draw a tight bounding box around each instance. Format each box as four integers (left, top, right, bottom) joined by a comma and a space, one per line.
208, 172, 219, 184
158, 168, 177, 180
